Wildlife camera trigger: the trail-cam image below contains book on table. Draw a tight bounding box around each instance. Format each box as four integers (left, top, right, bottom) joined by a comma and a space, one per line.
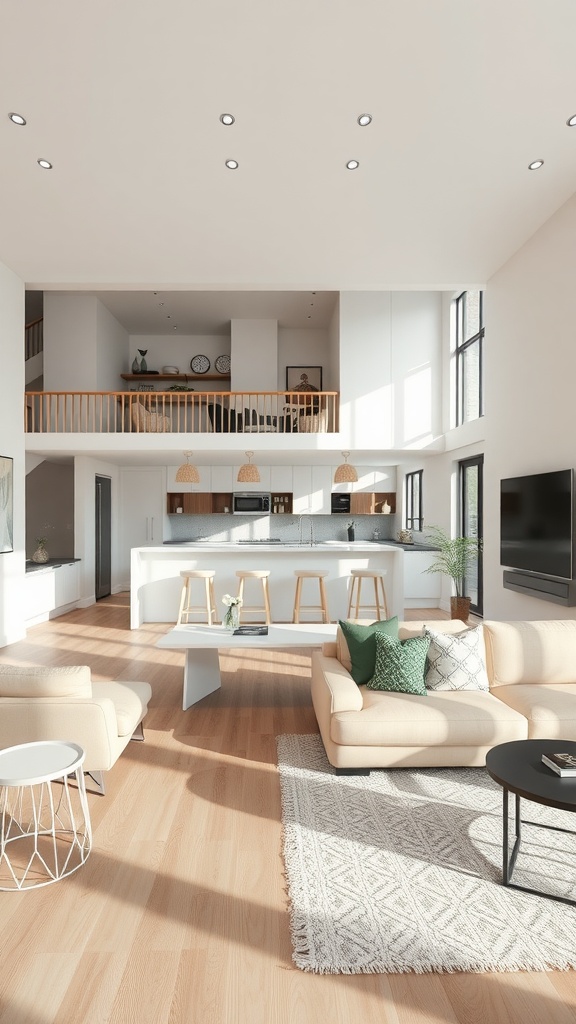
541, 752, 576, 776
233, 625, 269, 636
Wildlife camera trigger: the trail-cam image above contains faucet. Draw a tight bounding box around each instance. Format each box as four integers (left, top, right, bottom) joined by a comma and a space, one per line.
298, 514, 315, 546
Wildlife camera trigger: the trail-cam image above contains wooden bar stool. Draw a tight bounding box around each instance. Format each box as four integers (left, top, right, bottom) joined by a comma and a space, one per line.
346, 569, 389, 621
293, 570, 330, 623
235, 570, 272, 624
177, 570, 218, 625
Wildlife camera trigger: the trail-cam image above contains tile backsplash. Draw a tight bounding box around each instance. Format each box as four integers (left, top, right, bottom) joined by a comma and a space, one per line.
167, 513, 398, 544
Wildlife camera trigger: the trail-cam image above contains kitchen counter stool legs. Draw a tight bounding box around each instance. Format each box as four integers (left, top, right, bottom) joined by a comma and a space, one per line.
293, 570, 330, 623
177, 570, 218, 625
347, 569, 389, 620
235, 570, 272, 624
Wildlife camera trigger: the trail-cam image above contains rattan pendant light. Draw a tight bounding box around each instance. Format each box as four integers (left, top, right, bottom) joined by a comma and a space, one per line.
333, 451, 358, 483
175, 451, 200, 484
237, 450, 260, 483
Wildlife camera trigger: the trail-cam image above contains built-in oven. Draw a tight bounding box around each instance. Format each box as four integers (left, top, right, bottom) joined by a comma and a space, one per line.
331, 492, 351, 514
233, 492, 272, 515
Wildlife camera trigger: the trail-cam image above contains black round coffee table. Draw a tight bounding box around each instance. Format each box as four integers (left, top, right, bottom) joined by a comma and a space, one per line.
486, 739, 576, 905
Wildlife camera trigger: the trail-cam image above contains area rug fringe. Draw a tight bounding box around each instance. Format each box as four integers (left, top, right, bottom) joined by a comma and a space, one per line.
277, 733, 576, 975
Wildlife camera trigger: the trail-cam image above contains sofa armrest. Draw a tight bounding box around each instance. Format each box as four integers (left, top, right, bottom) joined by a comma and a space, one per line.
311, 652, 363, 714
0, 697, 126, 771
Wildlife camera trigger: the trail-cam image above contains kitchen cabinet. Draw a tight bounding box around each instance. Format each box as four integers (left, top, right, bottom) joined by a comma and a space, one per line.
210, 465, 234, 493
403, 551, 441, 606
311, 467, 332, 513
270, 466, 293, 493
292, 466, 313, 513
120, 468, 165, 579
167, 492, 233, 514
271, 492, 293, 514
54, 562, 80, 608
349, 492, 396, 515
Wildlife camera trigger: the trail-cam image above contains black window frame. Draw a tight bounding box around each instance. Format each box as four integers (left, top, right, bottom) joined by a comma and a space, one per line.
455, 290, 484, 426
458, 454, 483, 616
405, 469, 423, 532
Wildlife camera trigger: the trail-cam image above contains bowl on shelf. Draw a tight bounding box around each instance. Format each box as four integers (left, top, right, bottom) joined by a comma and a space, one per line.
162, 365, 179, 374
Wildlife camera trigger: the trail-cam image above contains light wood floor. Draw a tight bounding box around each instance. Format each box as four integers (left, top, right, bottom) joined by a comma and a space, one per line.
0, 597, 575, 1024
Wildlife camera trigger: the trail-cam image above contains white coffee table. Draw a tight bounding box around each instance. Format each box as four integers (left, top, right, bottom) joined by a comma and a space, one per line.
156, 622, 337, 709
0, 740, 92, 890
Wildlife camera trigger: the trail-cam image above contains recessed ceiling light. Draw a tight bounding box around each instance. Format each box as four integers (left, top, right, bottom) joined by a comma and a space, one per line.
346, 160, 360, 170
528, 159, 544, 170
37, 158, 52, 169
225, 159, 239, 169
357, 114, 372, 126
566, 114, 576, 127
8, 112, 26, 125
220, 113, 235, 126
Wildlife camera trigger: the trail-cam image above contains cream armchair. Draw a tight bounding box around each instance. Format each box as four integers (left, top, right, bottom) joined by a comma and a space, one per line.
0, 665, 152, 794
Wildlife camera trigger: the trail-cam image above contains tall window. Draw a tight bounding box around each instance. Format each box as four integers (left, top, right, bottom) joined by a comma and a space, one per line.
459, 455, 483, 615
455, 290, 484, 425
405, 470, 423, 532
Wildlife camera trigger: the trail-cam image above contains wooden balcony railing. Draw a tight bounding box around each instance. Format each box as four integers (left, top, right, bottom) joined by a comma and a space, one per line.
25, 318, 44, 361
24, 390, 340, 435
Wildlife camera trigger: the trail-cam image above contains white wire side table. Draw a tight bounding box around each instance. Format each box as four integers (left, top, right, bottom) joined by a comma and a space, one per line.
0, 740, 92, 890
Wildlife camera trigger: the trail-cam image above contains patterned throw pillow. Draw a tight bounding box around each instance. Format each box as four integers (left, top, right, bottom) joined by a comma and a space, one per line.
424, 625, 489, 691
366, 631, 429, 695
338, 617, 399, 684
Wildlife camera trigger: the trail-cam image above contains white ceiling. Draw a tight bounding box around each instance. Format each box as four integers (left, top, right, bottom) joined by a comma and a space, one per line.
3, 0, 576, 295
84, 289, 338, 334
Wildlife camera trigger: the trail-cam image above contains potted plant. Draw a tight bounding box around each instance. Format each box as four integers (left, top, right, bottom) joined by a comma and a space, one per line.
422, 526, 482, 621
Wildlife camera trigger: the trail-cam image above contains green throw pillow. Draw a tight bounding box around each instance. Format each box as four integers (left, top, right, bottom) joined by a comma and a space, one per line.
366, 631, 429, 695
338, 617, 399, 684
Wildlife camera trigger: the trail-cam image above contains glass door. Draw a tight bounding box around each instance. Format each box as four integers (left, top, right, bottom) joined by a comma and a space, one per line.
459, 455, 483, 615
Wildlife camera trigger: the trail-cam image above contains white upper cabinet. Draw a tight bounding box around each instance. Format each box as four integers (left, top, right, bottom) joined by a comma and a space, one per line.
292, 466, 313, 513
310, 466, 332, 513
210, 465, 234, 493
270, 466, 293, 493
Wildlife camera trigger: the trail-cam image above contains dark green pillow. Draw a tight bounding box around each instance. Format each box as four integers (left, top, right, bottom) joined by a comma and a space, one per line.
338, 617, 399, 684
366, 631, 429, 695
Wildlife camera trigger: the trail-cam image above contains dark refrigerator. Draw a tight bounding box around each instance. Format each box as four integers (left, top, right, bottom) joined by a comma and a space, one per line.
95, 475, 112, 600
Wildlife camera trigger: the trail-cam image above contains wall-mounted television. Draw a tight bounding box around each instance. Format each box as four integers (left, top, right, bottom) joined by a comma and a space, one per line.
500, 469, 574, 581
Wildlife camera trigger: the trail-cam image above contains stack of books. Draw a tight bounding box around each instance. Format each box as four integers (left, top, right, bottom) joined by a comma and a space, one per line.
541, 752, 576, 776
233, 625, 269, 636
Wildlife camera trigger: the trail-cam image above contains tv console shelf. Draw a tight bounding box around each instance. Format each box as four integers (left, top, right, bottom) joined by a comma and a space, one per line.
503, 570, 576, 607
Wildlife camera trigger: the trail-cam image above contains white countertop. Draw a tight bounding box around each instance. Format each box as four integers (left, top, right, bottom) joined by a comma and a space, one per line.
144, 542, 403, 553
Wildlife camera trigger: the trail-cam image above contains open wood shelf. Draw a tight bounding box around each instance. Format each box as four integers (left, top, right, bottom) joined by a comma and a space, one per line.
121, 373, 231, 382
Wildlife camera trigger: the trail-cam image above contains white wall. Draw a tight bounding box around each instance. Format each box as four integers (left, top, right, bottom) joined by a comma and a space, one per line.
339, 292, 443, 450
327, 296, 340, 392
0, 261, 26, 646
277, 328, 330, 389
44, 293, 128, 392
230, 319, 278, 391
484, 192, 576, 620
97, 302, 129, 390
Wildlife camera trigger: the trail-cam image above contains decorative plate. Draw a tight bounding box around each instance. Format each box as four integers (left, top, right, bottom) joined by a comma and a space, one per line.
190, 354, 210, 374
215, 354, 231, 374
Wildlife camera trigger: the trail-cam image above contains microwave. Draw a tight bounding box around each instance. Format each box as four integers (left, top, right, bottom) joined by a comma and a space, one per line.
233, 492, 272, 515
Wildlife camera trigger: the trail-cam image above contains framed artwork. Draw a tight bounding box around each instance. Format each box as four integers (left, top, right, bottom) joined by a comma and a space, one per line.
0, 456, 13, 553
286, 366, 323, 392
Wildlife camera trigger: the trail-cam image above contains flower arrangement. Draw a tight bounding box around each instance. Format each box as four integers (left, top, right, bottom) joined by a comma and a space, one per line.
222, 593, 243, 630
347, 520, 356, 529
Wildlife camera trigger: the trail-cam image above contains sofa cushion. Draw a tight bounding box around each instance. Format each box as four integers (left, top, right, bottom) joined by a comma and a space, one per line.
483, 620, 576, 687
337, 617, 399, 684
424, 625, 489, 691
493, 683, 576, 740
331, 688, 528, 748
0, 664, 92, 698
367, 632, 428, 695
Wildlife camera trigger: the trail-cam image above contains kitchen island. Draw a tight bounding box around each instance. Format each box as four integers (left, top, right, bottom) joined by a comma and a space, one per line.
130, 542, 405, 628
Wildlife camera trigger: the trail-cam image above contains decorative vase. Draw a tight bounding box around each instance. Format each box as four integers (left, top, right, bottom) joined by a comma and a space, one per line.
138, 349, 148, 373
131, 355, 141, 373
347, 526, 355, 542
224, 604, 240, 632
450, 596, 471, 622
32, 542, 49, 563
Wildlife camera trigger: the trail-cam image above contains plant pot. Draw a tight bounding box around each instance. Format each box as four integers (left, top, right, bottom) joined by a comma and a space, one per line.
450, 596, 471, 622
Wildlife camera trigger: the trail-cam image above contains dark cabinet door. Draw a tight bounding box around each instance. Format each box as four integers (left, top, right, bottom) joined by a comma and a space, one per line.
95, 475, 112, 600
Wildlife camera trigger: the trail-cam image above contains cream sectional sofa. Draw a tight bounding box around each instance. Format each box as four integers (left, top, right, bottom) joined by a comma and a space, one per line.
311, 619, 576, 772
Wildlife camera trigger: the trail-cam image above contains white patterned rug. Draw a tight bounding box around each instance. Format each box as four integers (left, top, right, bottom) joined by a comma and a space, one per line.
277, 734, 576, 974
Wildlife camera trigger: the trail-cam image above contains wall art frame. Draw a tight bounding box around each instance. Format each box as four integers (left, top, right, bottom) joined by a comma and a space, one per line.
285, 366, 323, 392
